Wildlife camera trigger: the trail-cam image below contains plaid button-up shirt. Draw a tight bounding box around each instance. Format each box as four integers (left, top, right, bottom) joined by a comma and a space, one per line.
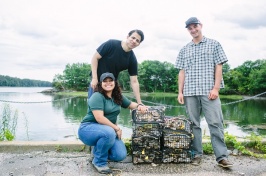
175, 37, 228, 96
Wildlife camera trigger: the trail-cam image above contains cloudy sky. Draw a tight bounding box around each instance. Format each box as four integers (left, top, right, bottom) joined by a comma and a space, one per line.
0, 0, 265, 82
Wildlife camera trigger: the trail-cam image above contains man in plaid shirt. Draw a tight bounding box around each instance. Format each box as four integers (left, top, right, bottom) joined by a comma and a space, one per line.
175, 17, 233, 168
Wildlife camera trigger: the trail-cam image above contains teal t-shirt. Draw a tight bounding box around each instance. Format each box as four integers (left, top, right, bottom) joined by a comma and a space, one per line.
81, 92, 131, 124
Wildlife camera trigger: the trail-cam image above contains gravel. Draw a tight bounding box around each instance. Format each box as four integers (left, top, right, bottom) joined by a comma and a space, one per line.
1, 151, 266, 176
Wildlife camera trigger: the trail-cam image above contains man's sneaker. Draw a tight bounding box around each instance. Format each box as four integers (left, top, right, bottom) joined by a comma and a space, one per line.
92, 163, 112, 174
218, 159, 233, 168
191, 157, 202, 166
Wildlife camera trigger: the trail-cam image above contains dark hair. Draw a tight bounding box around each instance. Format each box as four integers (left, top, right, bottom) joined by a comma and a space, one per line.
95, 81, 123, 105
128, 29, 144, 42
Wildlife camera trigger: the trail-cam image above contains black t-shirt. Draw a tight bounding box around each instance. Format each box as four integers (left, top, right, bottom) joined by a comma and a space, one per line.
95, 39, 138, 80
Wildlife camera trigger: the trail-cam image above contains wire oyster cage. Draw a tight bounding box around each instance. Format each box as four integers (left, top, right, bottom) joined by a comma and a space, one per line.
130, 107, 195, 164
162, 132, 193, 149
162, 148, 194, 163
132, 122, 162, 137
131, 135, 162, 164
163, 115, 193, 134
132, 106, 165, 123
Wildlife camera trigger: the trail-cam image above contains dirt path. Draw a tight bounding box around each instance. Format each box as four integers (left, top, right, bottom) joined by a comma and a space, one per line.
1, 151, 266, 176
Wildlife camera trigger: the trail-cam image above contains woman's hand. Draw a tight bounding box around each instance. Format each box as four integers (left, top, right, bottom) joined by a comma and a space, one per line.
115, 128, 122, 140
137, 104, 148, 113
128, 102, 148, 113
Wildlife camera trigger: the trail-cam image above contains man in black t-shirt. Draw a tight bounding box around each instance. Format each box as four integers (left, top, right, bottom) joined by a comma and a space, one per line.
89, 29, 144, 104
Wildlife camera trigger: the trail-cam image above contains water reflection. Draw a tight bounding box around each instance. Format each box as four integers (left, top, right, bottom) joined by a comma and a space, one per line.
52, 95, 88, 122
222, 98, 266, 135
120, 96, 266, 138
60, 95, 266, 139
1, 87, 265, 141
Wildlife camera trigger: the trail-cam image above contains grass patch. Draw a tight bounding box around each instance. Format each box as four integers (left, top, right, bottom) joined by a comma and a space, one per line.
55, 91, 244, 100
141, 92, 177, 97
219, 94, 243, 100
55, 91, 87, 97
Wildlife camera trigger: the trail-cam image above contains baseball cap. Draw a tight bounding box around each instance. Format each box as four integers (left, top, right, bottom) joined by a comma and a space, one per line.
100, 72, 115, 82
185, 17, 201, 28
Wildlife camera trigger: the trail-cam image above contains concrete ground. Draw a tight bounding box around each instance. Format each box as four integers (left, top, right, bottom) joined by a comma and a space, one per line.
0, 141, 266, 176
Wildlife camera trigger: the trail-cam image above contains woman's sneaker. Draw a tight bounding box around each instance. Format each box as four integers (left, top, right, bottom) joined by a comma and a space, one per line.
88, 146, 94, 162
92, 163, 112, 174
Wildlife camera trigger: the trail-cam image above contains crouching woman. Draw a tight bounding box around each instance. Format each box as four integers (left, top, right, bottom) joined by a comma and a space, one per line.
78, 72, 147, 174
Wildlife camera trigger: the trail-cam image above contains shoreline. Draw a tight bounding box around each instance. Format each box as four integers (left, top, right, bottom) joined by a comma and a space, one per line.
1, 138, 266, 153
0, 141, 266, 176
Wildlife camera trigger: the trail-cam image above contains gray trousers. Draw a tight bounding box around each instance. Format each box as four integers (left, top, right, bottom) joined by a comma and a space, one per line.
184, 95, 228, 162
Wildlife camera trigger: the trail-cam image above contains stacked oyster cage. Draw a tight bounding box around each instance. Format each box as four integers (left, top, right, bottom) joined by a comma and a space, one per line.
131, 106, 165, 164
131, 107, 194, 164
162, 115, 194, 163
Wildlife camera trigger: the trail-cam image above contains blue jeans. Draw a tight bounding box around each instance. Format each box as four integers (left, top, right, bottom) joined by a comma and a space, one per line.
78, 122, 127, 167
88, 84, 94, 99
184, 95, 228, 162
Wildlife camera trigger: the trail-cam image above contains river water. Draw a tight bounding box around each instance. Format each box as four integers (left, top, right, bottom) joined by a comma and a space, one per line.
0, 87, 265, 141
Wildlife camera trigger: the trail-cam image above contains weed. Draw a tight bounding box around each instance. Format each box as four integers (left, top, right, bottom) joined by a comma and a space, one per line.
244, 132, 266, 154
224, 132, 266, 158
22, 112, 30, 141
55, 145, 63, 152
0, 103, 18, 141
203, 143, 213, 154
3, 129, 15, 141
123, 138, 132, 155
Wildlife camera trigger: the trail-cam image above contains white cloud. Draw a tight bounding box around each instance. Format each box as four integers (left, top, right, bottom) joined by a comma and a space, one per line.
0, 0, 265, 81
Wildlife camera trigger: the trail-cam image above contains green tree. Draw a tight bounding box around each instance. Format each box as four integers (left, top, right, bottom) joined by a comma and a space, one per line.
233, 60, 265, 94
222, 63, 230, 74
117, 70, 131, 91
52, 74, 65, 91
62, 63, 91, 91
248, 62, 266, 95
222, 69, 244, 95
0, 75, 51, 87
160, 62, 178, 92
139, 60, 164, 92
51, 59, 266, 95
138, 60, 177, 92
222, 59, 266, 95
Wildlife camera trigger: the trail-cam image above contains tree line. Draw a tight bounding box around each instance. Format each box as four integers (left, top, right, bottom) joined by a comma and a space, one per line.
52, 59, 266, 95
0, 75, 52, 87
